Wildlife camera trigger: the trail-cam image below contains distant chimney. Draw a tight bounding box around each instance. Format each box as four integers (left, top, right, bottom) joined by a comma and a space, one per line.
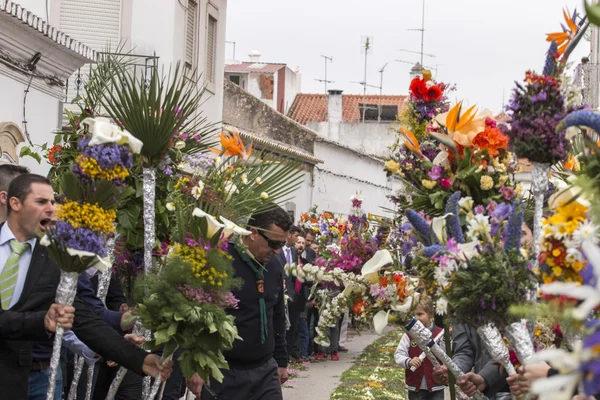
248, 50, 261, 62
410, 62, 423, 81
327, 89, 343, 142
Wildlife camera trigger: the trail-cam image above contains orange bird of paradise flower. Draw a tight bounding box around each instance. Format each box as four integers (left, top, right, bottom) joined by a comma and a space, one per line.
399, 127, 421, 155
546, 8, 579, 56
211, 130, 253, 160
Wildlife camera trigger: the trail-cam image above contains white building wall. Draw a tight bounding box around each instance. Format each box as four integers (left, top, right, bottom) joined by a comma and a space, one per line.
312, 141, 397, 216
46, 0, 227, 126
307, 120, 395, 159
283, 66, 300, 115
246, 72, 274, 109
283, 169, 313, 223
0, 74, 60, 175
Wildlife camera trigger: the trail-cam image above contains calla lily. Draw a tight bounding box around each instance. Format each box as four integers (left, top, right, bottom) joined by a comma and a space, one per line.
88, 256, 111, 272
81, 117, 143, 154
456, 241, 480, 261
373, 310, 390, 335
436, 102, 492, 147
219, 216, 252, 238
390, 295, 413, 313
40, 235, 51, 247
192, 208, 225, 239
431, 214, 451, 244
361, 250, 393, 283
548, 179, 590, 209
65, 248, 111, 272
224, 182, 238, 201
432, 148, 450, 167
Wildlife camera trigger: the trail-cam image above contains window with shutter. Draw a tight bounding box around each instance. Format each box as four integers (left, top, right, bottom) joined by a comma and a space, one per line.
59, 0, 122, 51
206, 15, 217, 83
185, 0, 198, 69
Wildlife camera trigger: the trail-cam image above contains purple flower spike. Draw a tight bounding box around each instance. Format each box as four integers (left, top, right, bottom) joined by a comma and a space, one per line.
504, 201, 524, 252
407, 210, 434, 246
444, 192, 465, 243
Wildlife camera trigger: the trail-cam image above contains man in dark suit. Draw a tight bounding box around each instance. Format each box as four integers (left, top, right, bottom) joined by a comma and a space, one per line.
0, 174, 172, 398
302, 230, 317, 264
275, 225, 306, 361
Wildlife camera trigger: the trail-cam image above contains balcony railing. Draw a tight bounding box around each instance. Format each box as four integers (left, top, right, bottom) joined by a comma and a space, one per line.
63, 52, 159, 115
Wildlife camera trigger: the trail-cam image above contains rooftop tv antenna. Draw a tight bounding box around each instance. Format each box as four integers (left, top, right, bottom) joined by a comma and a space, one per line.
314, 55, 334, 93
377, 63, 388, 122
400, 0, 435, 65
358, 36, 374, 123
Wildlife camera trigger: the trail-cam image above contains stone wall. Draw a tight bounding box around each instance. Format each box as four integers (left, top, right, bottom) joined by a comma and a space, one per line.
223, 79, 316, 155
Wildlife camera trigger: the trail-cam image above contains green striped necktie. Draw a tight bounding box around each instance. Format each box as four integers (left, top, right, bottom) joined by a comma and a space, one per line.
0, 240, 29, 309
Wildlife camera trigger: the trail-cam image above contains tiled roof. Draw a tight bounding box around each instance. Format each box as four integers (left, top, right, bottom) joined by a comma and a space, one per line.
0, 1, 96, 60
225, 62, 286, 74
287, 94, 407, 124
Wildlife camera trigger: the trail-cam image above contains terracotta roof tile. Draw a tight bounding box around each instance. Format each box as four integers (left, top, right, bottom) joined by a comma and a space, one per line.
225, 62, 286, 74
287, 94, 407, 124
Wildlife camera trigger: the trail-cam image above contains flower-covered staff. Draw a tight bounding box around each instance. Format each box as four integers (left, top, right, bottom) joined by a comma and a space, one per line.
41, 118, 141, 400
505, 9, 589, 267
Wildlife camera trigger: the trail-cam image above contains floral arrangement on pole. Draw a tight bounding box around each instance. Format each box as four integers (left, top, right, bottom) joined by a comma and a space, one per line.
100, 62, 218, 281
504, 8, 589, 271
539, 180, 598, 284
409, 192, 538, 370
41, 118, 141, 400
134, 201, 245, 394
385, 102, 520, 216
401, 69, 454, 141
360, 249, 419, 333
527, 240, 600, 399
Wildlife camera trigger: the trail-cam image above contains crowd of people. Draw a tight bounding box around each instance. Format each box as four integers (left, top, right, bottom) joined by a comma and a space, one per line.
1, 161, 599, 400
0, 162, 352, 400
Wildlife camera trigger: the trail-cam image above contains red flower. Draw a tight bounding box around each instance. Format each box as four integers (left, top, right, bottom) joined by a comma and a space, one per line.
423, 85, 443, 102
48, 145, 62, 165
472, 126, 509, 157
380, 276, 389, 287
440, 178, 452, 189
409, 77, 443, 102
352, 298, 366, 316
409, 77, 424, 98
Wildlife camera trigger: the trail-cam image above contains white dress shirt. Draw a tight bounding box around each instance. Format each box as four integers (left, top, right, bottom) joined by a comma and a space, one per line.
0, 223, 37, 309
283, 245, 293, 265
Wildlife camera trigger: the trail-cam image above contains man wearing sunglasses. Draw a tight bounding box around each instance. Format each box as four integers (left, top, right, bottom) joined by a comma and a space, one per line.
187, 205, 291, 400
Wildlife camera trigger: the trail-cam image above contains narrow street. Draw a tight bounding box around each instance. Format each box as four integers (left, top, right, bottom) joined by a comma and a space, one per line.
282, 331, 381, 400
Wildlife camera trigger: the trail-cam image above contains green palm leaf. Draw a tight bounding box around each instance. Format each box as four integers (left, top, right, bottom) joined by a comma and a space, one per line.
101, 62, 217, 163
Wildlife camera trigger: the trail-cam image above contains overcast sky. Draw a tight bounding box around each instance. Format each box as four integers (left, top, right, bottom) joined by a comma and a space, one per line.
226, 0, 590, 114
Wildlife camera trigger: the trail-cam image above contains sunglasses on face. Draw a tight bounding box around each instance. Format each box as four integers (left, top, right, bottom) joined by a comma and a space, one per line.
257, 230, 286, 250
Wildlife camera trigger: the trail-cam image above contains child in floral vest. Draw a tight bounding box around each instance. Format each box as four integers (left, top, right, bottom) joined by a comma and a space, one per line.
395, 296, 445, 400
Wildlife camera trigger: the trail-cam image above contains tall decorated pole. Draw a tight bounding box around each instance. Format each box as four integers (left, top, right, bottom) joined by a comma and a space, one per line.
69, 239, 114, 400
531, 162, 550, 268
143, 168, 156, 274
100, 61, 221, 399
141, 166, 156, 398
405, 318, 488, 400
43, 118, 141, 400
